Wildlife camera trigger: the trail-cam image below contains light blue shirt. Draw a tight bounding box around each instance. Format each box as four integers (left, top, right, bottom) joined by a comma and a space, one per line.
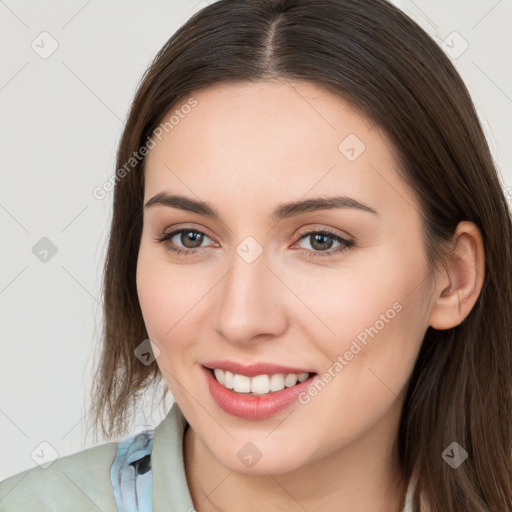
0, 401, 415, 511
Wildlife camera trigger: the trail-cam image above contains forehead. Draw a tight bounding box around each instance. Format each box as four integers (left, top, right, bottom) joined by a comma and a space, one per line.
143, 80, 417, 221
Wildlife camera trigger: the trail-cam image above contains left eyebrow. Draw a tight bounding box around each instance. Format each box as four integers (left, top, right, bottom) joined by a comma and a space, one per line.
143, 192, 378, 221
270, 195, 378, 221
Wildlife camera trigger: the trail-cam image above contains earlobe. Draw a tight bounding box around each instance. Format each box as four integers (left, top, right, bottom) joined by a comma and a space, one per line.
429, 221, 485, 331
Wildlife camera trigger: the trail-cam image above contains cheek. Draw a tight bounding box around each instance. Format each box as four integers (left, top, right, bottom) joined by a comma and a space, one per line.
284, 269, 426, 459
289, 243, 427, 386
136, 245, 186, 341
136, 252, 165, 336
136, 249, 196, 398
136, 243, 215, 358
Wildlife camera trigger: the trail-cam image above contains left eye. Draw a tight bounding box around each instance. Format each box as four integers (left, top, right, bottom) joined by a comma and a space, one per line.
154, 228, 354, 258
295, 230, 352, 254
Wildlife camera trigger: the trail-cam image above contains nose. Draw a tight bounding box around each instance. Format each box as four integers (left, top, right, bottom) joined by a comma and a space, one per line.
212, 247, 289, 346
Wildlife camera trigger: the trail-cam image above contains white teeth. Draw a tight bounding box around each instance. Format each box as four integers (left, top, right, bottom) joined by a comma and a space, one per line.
250, 374, 270, 394
212, 369, 311, 395
233, 374, 251, 393
284, 374, 298, 387
270, 373, 285, 392
214, 368, 225, 385
298, 372, 308, 382
224, 370, 234, 389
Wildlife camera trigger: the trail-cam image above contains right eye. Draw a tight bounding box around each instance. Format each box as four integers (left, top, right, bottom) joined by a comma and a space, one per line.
154, 228, 216, 256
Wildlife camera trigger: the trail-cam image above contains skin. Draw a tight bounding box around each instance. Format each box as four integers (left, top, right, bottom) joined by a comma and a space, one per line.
136, 79, 485, 512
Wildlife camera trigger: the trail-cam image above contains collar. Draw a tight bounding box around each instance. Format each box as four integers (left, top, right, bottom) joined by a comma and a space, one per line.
151, 401, 417, 511
151, 401, 195, 510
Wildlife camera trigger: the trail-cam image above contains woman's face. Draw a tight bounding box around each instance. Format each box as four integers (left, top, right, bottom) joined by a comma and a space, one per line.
136, 79, 435, 474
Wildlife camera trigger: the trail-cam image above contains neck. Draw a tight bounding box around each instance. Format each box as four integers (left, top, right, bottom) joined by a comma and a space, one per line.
183, 414, 408, 512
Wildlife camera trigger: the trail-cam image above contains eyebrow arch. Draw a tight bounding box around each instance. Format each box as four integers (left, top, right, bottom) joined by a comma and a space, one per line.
144, 192, 378, 221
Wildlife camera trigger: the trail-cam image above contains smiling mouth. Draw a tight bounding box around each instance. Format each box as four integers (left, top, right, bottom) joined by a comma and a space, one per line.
206, 367, 316, 396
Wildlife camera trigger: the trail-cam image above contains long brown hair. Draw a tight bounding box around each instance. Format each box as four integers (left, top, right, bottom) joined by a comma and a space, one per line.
86, 0, 512, 509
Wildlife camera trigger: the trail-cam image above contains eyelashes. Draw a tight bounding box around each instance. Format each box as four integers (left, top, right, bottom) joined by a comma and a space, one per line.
153, 226, 355, 259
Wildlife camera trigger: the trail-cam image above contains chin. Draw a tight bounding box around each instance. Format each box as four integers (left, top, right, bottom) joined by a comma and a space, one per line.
209, 436, 312, 476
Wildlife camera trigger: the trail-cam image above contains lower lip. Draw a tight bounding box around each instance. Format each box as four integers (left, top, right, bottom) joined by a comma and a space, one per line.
202, 365, 318, 420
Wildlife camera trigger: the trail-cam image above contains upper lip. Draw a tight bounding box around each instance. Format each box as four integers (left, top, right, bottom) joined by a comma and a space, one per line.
202, 360, 316, 377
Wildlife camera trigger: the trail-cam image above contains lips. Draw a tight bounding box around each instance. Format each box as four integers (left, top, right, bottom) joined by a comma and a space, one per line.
201, 361, 318, 420
202, 360, 315, 377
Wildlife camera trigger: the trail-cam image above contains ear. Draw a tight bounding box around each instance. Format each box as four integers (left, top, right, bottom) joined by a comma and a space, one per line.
429, 221, 486, 330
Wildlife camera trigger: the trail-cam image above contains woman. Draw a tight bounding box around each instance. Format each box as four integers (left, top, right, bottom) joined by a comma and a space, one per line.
1, 0, 510, 510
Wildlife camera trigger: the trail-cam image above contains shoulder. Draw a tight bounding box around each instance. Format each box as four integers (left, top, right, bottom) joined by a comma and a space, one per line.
0, 441, 118, 511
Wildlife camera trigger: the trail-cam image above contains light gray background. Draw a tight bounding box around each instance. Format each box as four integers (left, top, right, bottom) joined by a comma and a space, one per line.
1, 0, 511, 480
